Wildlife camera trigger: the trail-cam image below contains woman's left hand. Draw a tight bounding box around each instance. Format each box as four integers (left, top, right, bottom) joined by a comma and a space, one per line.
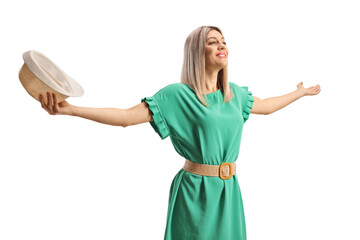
297, 82, 321, 96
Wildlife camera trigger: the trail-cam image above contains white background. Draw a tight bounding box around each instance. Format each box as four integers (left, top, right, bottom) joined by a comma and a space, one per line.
1, 0, 359, 239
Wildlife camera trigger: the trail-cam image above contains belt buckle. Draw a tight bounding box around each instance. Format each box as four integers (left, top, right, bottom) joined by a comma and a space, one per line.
219, 162, 232, 180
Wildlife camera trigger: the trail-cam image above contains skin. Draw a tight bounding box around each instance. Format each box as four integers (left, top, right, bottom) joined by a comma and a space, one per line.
39, 30, 321, 125
204, 30, 229, 93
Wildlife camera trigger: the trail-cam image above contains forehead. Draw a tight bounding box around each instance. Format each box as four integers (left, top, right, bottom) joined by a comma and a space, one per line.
206, 30, 224, 40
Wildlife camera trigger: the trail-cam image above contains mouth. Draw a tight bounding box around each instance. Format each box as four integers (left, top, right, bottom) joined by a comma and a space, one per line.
216, 53, 227, 58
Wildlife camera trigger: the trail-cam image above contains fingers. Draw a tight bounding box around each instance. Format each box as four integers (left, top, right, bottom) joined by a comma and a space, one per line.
39, 92, 58, 115
53, 93, 59, 112
315, 85, 321, 93
307, 84, 321, 95
313, 85, 320, 91
47, 92, 51, 108
46, 92, 53, 114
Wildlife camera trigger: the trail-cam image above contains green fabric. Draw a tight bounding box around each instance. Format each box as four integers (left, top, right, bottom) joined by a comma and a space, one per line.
141, 82, 254, 240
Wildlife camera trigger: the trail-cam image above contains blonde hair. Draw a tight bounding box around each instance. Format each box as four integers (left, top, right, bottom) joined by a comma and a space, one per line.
180, 26, 234, 106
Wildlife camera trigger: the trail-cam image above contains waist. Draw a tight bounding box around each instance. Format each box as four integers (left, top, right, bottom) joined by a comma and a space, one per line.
182, 159, 236, 180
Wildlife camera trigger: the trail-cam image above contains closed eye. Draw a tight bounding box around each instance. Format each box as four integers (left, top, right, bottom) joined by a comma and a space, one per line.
209, 41, 227, 45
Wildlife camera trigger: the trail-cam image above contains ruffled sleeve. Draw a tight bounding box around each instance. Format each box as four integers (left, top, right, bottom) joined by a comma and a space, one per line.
240, 86, 255, 123
141, 96, 170, 140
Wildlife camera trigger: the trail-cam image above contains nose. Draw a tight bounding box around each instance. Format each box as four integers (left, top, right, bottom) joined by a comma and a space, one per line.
218, 43, 226, 50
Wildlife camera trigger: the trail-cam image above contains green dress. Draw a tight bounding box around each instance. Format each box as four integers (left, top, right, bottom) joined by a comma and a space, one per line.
141, 81, 254, 240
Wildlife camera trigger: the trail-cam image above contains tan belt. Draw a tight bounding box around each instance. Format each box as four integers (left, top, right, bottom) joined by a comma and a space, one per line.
183, 159, 236, 180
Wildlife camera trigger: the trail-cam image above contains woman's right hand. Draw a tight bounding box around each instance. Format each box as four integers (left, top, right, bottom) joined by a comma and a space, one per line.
39, 92, 74, 116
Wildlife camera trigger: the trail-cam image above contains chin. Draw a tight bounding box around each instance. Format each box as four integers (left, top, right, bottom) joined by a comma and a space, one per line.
219, 63, 228, 69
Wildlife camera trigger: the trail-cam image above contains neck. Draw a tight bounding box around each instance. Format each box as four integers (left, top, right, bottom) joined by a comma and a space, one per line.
205, 67, 221, 93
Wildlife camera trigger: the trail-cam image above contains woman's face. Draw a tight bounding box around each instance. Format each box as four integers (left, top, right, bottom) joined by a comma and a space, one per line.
205, 30, 228, 70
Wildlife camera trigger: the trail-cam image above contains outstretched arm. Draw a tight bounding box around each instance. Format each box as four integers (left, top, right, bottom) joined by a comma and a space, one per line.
39, 92, 153, 127
251, 82, 321, 115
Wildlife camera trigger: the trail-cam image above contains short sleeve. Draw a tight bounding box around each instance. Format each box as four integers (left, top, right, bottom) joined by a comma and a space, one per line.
141, 84, 180, 140
141, 96, 170, 140
239, 86, 255, 123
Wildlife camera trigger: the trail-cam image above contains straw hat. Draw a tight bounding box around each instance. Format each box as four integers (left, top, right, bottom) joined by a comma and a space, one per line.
19, 50, 84, 102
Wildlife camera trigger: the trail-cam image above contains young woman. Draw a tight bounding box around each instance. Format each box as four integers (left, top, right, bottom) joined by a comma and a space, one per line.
39, 26, 321, 240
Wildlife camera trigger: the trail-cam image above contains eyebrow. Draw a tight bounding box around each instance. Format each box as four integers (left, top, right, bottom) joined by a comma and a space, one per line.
207, 37, 225, 40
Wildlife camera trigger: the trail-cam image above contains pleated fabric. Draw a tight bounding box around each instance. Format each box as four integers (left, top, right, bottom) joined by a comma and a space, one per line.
141, 82, 254, 240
